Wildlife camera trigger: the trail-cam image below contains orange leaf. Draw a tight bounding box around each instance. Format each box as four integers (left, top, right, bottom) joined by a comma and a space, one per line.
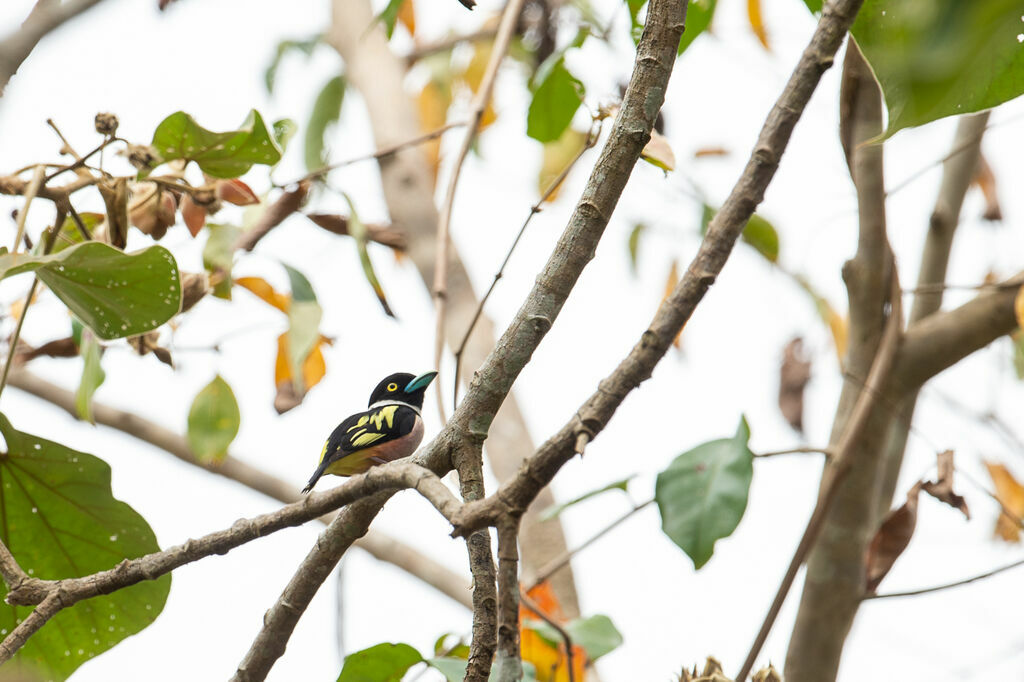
397, 0, 415, 36
302, 338, 328, 390
416, 80, 450, 178
865, 482, 921, 593
1014, 284, 1024, 331
746, 0, 770, 50
217, 178, 260, 206
520, 584, 586, 682
984, 461, 1024, 542
694, 146, 730, 158
236, 276, 291, 313
180, 194, 206, 237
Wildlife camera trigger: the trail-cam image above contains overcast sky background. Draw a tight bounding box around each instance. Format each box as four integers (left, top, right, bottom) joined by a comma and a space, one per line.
1, 0, 1024, 680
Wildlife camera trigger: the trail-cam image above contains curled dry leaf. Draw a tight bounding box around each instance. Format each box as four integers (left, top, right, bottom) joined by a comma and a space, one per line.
984, 461, 1024, 542
217, 178, 260, 206
752, 664, 782, 682
16, 336, 78, 364
128, 182, 177, 240
641, 129, 675, 171
778, 337, 811, 432
305, 213, 407, 250
127, 331, 174, 368
97, 177, 130, 248
971, 153, 1002, 222
865, 482, 921, 594
180, 194, 206, 236
921, 449, 970, 519
180, 272, 210, 313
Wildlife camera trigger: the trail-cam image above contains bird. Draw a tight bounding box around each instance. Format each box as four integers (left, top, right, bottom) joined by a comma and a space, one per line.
301, 371, 438, 494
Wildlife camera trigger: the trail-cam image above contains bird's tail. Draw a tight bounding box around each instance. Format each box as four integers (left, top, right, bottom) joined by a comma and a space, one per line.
301, 459, 331, 494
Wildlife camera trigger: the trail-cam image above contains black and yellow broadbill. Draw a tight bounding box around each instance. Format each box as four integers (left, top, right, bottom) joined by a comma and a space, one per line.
301, 371, 437, 493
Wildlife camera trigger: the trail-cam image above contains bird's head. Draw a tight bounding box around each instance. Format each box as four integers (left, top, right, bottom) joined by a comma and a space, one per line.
367, 371, 438, 410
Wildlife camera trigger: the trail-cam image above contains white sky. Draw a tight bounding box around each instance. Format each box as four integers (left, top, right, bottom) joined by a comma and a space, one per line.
1, 0, 1023, 681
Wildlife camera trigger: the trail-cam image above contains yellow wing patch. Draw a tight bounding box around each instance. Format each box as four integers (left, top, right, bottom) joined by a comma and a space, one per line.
346, 405, 399, 433
351, 431, 387, 448
318, 440, 330, 464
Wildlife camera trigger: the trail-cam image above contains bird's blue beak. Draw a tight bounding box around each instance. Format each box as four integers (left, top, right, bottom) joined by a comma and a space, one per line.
405, 371, 438, 392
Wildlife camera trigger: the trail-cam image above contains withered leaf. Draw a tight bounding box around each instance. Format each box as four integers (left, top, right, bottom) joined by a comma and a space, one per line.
753, 665, 782, 682
865, 482, 921, 594
16, 336, 78, 363
984, 461, 1024, 542
778, 337, 811, 432
921, 449, 970, 519
971, 153, 1002, 222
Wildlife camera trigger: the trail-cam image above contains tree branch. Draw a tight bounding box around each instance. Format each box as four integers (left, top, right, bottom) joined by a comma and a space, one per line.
6, 369, 474, 609
493, 519, 522, 682
449, 0, 860, 538
0, 0, 109, 96
863, 556, 1024, 601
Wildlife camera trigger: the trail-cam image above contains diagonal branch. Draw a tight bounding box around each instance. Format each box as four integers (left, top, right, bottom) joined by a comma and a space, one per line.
0, 0, 109, 96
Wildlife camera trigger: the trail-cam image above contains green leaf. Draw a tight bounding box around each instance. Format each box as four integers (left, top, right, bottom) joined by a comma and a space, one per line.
336, 642, 423, 682
35, 212, 103, 255
656, 417, 754, 568
741, 213, 779, 263
626, 0, 646, 44
375, 0, 407, 38
304, 75, 346, 172
566, 615, 623, 660
273, 118, 298, 154
70, 317, 84, 348
0, 414, 169, 680
151, 110, 283, 178
540, 476, 634, 521
677, 0, 717, 55
0, 242, 180, 341
186, 375, 240, 463
527, 59, 585, 143
627, 223, 646, 274
341, 195, 396, 317
75, 330, 105, 424
202, 223, 241, 300
803, 0, 1024, 135
264, 35, 321, 93
427, 657, 467, 682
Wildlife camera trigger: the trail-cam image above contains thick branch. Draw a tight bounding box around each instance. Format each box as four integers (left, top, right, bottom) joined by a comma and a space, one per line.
0, 0, 109, 96
892, 274, 1024, 391
493, 519, 522, 682
450, 0, 859, 536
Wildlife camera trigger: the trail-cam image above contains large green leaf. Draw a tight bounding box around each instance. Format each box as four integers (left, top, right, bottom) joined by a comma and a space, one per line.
677, 0, 717, 55
151, 110, 283, 178
186, 375, 240, 464
527, 58, 585, 143
0, 414, 169, 680
336, 642, 423, 682
804, 0, 1024, 135
0, 242, 180, 341
305, 75, 346, 172
656, 417, 754, 568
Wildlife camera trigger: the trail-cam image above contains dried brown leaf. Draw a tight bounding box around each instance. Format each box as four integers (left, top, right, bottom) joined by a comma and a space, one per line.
865, 482, 921, 594
305, 213, 407, 250
971, 153, 1002, 222
778, 337, 811, 432
984, 461, 1024, 542
97, 177, 130, 248
180, 272, 210, 313
16, 336, 78, 364
921, 449, 970, 519
752, 665, 781, 682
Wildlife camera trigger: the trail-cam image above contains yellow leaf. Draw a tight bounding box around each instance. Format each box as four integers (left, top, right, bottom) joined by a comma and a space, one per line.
662, 261, 682, 349
461, 41, 493, 93
236, 276, 291, 313
416, 79, 451, 178
538, 128, 587, 202
1014, 284, 1024, 330
747, 0, 770, 50
397, 0, 415, 36
640, 130, 675, 171
985, 461, 1024, 542
302, 338, 328, 389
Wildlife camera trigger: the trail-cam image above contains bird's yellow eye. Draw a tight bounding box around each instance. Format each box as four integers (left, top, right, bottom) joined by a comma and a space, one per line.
387, 382, 398, 392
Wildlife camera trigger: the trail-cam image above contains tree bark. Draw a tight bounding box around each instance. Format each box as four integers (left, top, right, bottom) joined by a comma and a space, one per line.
326, 0, 579, 614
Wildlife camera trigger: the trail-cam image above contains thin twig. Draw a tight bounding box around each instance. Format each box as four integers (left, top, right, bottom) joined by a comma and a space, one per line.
44, 135, 123, 183
755, 446, 833, 458
864, 556, 1024, 600
286, 121, 466, 186
432, 0, 527, 422
736, 266, 902, 682
452, 119, 601, 409
11, 165, 45, 254
520, 590, 576, 682
529, 498, 652, 590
